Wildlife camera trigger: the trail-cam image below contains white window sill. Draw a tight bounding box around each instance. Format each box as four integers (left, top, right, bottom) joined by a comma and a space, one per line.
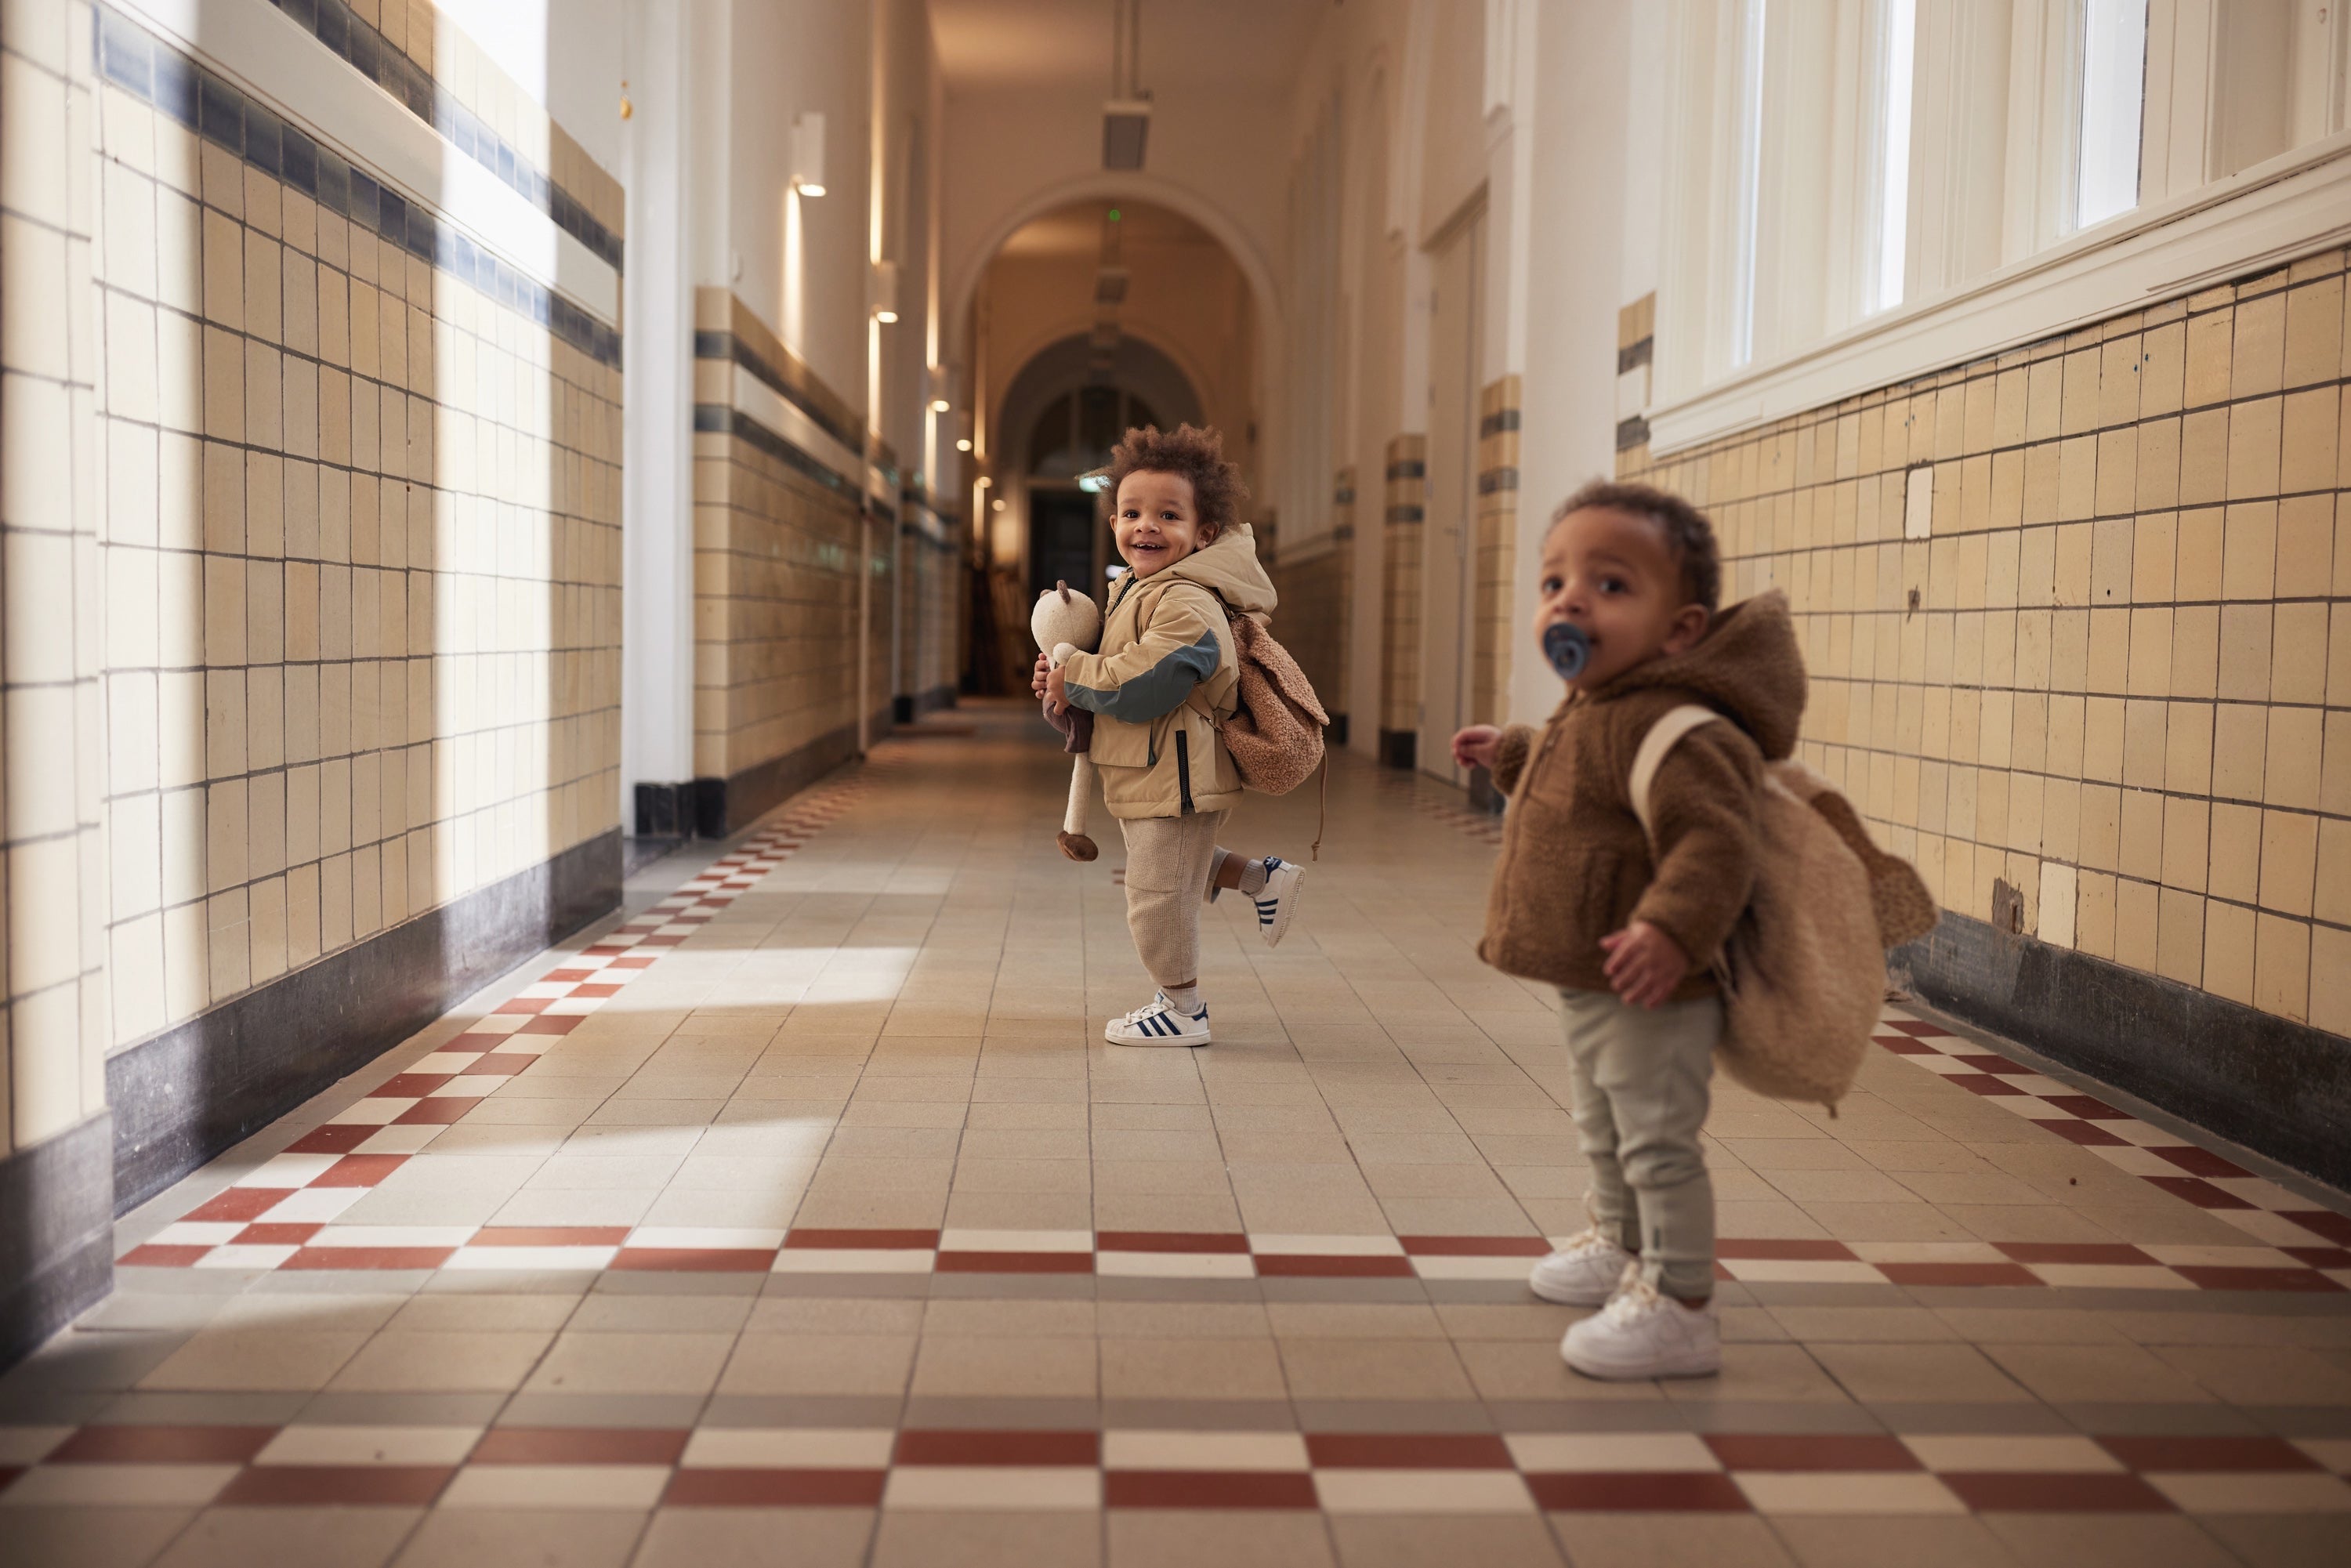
1646, 130, 2351, 456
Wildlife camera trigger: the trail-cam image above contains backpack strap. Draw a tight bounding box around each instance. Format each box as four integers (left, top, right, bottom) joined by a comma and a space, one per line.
1628, 704, 1721, 840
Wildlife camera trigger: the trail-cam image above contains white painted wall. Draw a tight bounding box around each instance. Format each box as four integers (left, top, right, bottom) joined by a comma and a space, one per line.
434, 0, 627, 175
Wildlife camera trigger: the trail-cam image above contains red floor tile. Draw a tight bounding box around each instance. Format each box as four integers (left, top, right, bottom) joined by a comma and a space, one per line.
1876, 1036, 1943, 1055
1940, 1472, 2174, 1511
894, 1429, 1099, 1466
439, 1033, 508, 1052
183, 1187, 298, 1222
470, 1428, 689, 1464
2137, 1175, 2254, 1210
933, 1251, 1094, 1274
1951, 1074, 2030, 1095
1397, 1235, 1550, 1256
496, 997, 554, 1015
1525, 1472, 1751, 1511
2040, 1094, 2131, 1120
543, 969, 596, 983
783, 1228, 940, 1250
518, 1013, 586, 1034
283, 1247, 455, 1270
2284, 1210, 2351, 1245
2043, 1120, 2129, 1147
1950, 1053, 2035, 1075
2148, 1146, 2253, 1179
2175, 1266, 2342, 1293
312, 1154, 408, 1187
282, 1124, 378, 1155
1717, 1239, 1861, 1261
2281, 1245, 2351, 1269
1094, 1230, 1249, 1253
1703, 1434, 1918, 1472
231, 1222, 323, 1246
1305, 1432, 1513, 1469
2099, 1436, 2319, 1472
1875, 1262, 2044, 1287
1106, 1471, 1319, 1508
1995, 1242, 2157, 1266
49, 1425, 275, 1463
571, 983, 624, 998
661, 1468, 888, 1506
118, 1244, 212, 1267
218, 1465, 455, 1505
610, 1247, 777, 1272
1253, 1255, 1415, 1277
393, 1096, 483, 1126
1890, 1021, 1954, 1037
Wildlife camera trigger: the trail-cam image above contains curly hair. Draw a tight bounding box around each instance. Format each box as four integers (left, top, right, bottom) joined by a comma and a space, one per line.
1553, 479, 1723, 612
1104, 423, 1249, 538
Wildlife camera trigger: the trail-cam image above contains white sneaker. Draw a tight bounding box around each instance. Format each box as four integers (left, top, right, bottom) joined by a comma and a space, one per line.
1106, 993, 1212, 1047
1559, 1276, 1721, 1380
1527, 1227, 1637, 1307
1253, 858, 1305, 948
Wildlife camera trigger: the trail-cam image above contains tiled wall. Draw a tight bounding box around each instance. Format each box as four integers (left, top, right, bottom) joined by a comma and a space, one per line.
691, 289, 880, 802
1379, 435, 1426, 765
3, 0, 110, 1158
1617, 246, 2351, 1038
1473, 375, 1520, 731
86, 5, 625, 1052
896, 494, 961, 715
1266, 468, 1353, 739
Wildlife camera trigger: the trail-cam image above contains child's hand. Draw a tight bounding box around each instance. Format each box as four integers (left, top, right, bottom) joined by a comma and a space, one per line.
1031, 652, 1052, 699
1599, 920, 1690, 1009
1451, 725, 1502, 771
1043, 664, 1068, 715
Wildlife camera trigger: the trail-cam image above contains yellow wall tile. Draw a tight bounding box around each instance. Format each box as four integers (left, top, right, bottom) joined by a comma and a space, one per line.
2310, 926, 2351, 1035
2315, 818, 2351, 925
2179, 409, 2229, 505
2283, 276, 2344, 389
2258, 810, 2317, 916
2164, 701, 2213, 795
2118, 788, 2165, 882
2280, 387, 2338, 494
2156, 887, 2205, 983
2075, 869, 2118, 958
2263, 706, 2320, 808
2252, 914, 2309, 1021
2161, 797, 2209, 893
2114, 878, 2160, 972
2202, 899, 2256, 1004
2230, 290, 2286, 399
2212, 704, 2268, 801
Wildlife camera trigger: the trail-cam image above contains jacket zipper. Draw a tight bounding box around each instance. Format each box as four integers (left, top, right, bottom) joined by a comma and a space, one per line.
1176, 728, 1194, 814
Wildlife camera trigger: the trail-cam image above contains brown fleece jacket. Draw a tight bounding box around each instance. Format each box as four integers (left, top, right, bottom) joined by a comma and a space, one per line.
1477, 589, 1808, 1001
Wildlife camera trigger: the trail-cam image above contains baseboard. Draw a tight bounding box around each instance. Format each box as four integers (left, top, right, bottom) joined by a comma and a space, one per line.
107, 829, 623, 1215
0, 1112, 114, 1371
633, 781, 694, 838
1328, 712, 1349, 749
693, 724, 860, 838
1893, 911, 2351, 1191
1378, 728, 1417, 771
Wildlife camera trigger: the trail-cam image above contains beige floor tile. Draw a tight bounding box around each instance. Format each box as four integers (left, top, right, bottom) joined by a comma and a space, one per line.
1105, 1512, 1336, 1568
1328, 1516, 1563, 1568
907, 1334, 1099, 1398
328, 1330, 556, 1393
1809, 1342, 2034, 1403
0, 1507, 198, 1568
1769, 1515, 2018, 1568
1980, 1513, 2237, 1568
155, 1506, 421, 1568
1770, 1305, 1961, 1343
1099, 1336, 1288, 1399
1547, 1513, 1798, 1568
869, 1511, 1100, 1568
138, 1331, 368, 1392
631, 1507, 875, 1567
393, 1508, 643, 1567
1277, 1337, 1476, 1400
2151, 1344, 2351, 1406
522, 1331, 735, 1396
1982, 1342, 2218, 1403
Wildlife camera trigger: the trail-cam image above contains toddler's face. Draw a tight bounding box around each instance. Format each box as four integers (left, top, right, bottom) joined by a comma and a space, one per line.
1114, 471, 1214, 575
1532, 506, 1710, 691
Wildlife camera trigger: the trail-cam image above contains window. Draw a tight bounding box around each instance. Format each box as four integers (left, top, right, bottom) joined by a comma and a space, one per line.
1871, 0, 1918, 314
1727, 0, 1768, 368
2074, 0, 2148, 229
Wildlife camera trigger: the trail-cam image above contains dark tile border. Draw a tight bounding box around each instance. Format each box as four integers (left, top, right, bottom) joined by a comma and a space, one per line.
95, 8, 621, 368
694, 725, 860, 839
694, 404, 857, 495
0, 1112, 114, 1372
107, 830, 621, 1215
1893, 911, 2351, 1191
694, 332, 865, 460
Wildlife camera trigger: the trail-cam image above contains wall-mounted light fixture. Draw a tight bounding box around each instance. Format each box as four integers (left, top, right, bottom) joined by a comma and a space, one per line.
870, 260, 899, 324
1103, 0, 1150, 170
955, 437, 973, 452
930, 397, 951, 414
792, 112, 827, 197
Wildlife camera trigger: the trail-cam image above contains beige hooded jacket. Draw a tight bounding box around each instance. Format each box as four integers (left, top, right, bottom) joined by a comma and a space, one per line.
1060, 525, 1280, 820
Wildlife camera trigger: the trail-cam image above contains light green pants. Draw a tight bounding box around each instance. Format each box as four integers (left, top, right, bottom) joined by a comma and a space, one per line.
1559, 987, 1722, 1300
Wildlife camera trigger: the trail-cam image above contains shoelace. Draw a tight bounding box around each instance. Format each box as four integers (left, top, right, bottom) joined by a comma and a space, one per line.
1601, 1271, 1664, 1324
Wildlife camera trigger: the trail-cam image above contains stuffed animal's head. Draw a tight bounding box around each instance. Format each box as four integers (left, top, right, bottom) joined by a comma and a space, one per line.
1030, 581, 1102, 655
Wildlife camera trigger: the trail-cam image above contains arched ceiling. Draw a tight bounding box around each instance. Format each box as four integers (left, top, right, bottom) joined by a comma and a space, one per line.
926, 0, 1324, 92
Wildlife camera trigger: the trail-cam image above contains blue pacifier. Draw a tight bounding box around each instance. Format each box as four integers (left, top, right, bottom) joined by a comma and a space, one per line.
1542, 621, 1591, 682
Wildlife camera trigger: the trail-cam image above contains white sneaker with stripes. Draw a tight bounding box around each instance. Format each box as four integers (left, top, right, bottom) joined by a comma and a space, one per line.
1254, 857, 1305, 948
1105, 993, 1212, 1047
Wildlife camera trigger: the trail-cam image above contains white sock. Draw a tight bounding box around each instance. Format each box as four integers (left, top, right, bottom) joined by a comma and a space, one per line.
1206, 848, 1233, 903
1236, 857, 1270, 896
1163, 983, 1203, 1016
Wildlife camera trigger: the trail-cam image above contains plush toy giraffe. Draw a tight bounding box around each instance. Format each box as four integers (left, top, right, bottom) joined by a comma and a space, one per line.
1031, 581, 1105, 861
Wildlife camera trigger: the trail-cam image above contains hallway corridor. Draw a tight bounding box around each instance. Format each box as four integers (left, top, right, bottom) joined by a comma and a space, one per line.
2, 707, 2346, 1568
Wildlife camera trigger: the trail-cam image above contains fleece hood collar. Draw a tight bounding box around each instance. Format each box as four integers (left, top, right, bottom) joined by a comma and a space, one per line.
1145, 523, 1278, 620
1592, 587, 1807, 760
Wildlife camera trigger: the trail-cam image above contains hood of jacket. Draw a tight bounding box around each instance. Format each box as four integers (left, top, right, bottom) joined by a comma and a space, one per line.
1589, 587, 1806, 760
1146, 523, 1278, 621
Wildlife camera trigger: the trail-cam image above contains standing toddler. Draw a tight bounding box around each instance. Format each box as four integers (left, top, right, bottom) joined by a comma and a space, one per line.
1453, 480, 1805, 1379
1036, 425, 1305, 1045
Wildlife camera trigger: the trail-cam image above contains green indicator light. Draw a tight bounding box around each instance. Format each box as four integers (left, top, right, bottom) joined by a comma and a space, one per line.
1108, 208, 1121, 222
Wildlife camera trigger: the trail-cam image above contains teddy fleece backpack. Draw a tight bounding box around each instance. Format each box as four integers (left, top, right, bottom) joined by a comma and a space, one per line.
1630, 706, 1940, 1110
1193, 599, 1332, 855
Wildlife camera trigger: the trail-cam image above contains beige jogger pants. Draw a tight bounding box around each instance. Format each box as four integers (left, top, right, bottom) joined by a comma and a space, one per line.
1118, 810, 1228, 990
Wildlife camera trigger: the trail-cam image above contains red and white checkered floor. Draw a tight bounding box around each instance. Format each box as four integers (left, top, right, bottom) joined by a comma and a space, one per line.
5, 712, 2348, 1568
